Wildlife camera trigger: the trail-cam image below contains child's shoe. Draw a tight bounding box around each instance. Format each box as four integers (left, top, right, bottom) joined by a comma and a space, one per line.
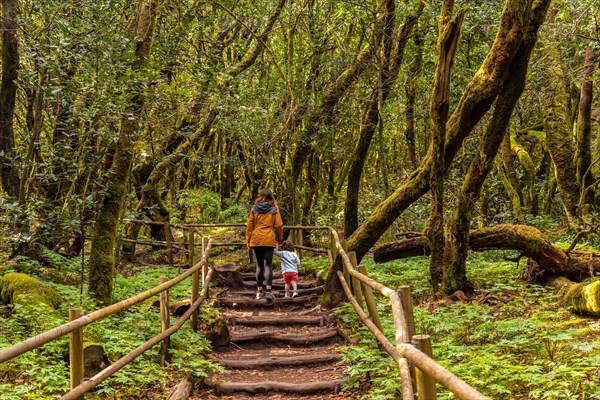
284, 292, 290, 298
292, 290, 298, 298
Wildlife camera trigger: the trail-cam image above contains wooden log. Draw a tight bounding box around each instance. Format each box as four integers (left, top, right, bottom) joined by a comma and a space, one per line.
229, 327, 338, 344
373, 224, 600, 282
171, 298, 191, 317
550, 276, 600, 316
216, 379, 344, 395
217, 353, 341, 369
203, 313, 230, 347
82, 343, 109, 379
214, 262, 244, 289
166, 377, 193, 400
230, 315, 324, 326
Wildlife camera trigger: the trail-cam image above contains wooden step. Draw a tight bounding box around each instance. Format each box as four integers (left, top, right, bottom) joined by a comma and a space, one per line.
215, 379, 345, 395
229, 314, 324, 326
229, 327, 339, 344
228, 285, 324, 297
216, 353, 342, 369
242, 280, 316, 289
219, 294, 319, 308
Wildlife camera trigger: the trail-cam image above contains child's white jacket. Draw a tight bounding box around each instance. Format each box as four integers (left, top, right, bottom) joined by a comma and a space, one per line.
274, 249, 301, 273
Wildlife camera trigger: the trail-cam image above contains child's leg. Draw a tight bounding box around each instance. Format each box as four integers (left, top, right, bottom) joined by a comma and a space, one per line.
291, 280, 298, 291
285, 282, 290, 295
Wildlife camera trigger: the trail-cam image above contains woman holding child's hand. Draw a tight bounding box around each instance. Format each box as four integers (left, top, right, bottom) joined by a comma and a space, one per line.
245, 188, 283, 301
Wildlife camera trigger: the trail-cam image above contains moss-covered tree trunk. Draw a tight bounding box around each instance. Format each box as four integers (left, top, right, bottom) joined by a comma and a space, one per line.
323, 0, 551, 306
575, 46, 597, 205
442, 0, 540, 294
543, 46, 581, 227
428, 1, 463, 291
552, 277, 600, 317
88, 0, 159, 305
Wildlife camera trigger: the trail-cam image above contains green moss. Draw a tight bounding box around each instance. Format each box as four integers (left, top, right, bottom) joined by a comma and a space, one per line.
564, 280, 600, 316
0, 272, 62, 309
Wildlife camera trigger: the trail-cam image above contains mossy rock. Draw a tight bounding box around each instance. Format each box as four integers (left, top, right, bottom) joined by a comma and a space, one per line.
0, 272, 62, 309
563, 279, 600, 316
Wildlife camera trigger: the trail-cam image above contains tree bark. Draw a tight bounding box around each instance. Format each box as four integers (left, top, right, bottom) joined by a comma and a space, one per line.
442, 0, 541, 294
575, 46, 597, 205
0, 0, 21, 198
429, 3, 464, 291
543, 45, 581, 226
89, 0, 159, 305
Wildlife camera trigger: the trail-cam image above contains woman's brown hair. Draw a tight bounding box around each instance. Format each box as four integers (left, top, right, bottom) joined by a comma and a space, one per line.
255, 188, 276, 205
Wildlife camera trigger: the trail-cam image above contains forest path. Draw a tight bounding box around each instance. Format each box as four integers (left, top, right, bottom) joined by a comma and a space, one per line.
198, 266, 360, 400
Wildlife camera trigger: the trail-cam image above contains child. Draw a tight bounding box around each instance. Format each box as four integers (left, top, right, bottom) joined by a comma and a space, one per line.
274, 240, 301, 298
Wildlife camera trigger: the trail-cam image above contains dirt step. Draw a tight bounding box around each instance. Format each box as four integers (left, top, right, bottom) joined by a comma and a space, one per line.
215, 379, 346, 395
216, 352, 342, 369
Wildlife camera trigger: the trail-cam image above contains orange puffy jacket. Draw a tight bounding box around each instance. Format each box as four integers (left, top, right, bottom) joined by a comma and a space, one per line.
246, 202, 284, 248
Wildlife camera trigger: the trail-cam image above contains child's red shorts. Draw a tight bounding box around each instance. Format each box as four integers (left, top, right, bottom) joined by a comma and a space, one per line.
283, 272, 298, 284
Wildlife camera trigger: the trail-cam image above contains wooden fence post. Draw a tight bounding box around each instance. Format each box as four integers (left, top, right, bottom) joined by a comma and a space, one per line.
358, 265, 382, 331
202, 236, 209, 286
69, 309, 84, 400
297, 228, 304, 259
348, 251, 364, 310
398, 286, 416, 340
159, 276, 171, 365
164, 221, 173, 267
329, 230, 337, 261
188, 228, 195, 269
412, 334, 437, 400
191, 262, 200, 333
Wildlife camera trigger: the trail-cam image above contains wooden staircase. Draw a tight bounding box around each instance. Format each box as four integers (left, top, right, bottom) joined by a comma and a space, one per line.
206, 269, 356, 399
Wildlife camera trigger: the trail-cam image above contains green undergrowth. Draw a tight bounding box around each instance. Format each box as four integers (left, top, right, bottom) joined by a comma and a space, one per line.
334, 253, 600, 400
0, 258, 223, 399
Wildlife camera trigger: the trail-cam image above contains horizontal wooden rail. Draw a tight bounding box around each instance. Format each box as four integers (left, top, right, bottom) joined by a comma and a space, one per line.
0, 240, 213, 364
60, 267, 215, 400
329, 228, 488, 400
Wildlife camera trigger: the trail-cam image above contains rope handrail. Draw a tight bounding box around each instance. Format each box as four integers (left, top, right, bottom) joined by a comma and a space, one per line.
0, 240, 213, 364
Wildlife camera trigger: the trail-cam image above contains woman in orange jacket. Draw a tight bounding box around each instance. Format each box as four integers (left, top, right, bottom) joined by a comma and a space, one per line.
246, 188, 284, 300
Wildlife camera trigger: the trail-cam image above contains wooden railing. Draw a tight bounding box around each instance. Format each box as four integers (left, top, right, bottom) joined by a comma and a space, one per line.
0, 221, 488, 400
0, 234, 214, 399
328, 228, 488, 400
